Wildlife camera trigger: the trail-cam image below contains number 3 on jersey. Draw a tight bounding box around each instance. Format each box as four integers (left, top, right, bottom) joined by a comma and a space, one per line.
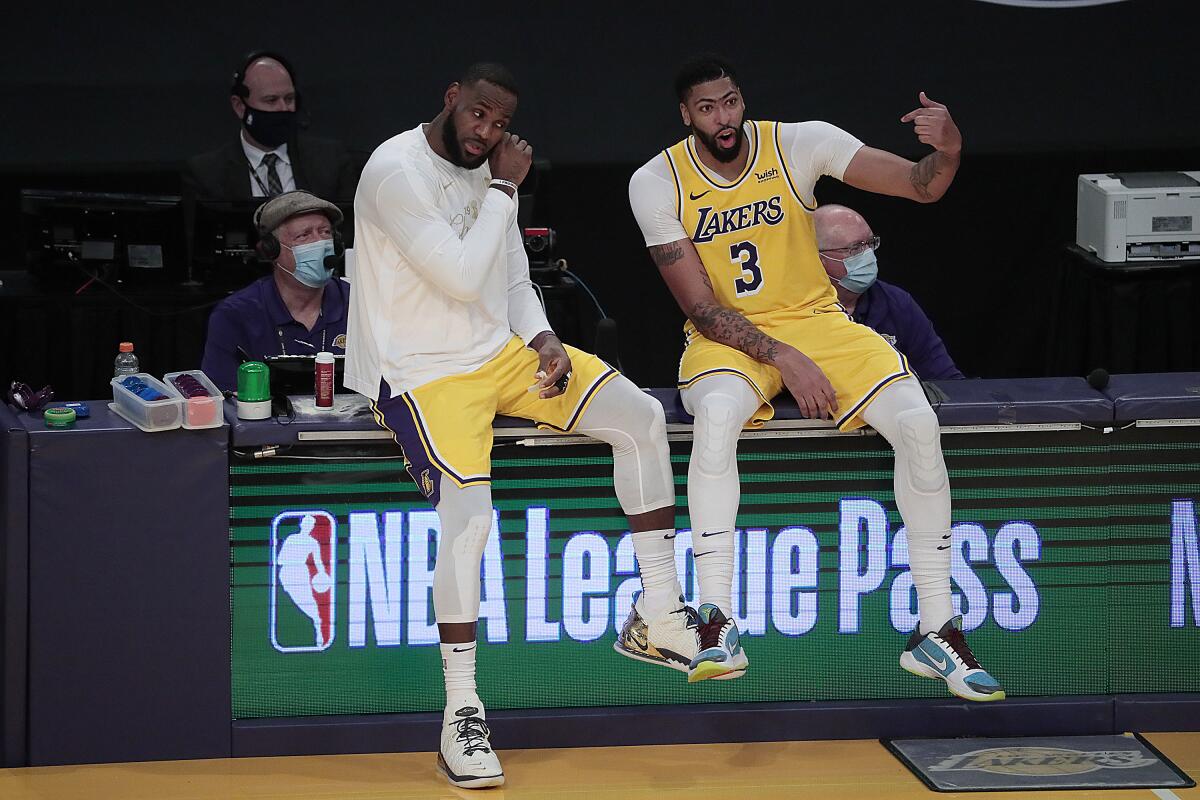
730, 241, 763, 297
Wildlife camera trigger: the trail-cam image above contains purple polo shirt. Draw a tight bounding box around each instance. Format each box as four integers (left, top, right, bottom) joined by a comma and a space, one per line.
201, 275, 350, 391
852, 278, 964, 380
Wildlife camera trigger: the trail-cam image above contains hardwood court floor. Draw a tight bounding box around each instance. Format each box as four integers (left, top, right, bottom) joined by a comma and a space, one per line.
0, 733, 1196, 800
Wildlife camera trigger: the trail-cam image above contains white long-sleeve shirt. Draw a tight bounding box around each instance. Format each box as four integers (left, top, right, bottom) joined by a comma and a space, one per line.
345, 125, 551, 400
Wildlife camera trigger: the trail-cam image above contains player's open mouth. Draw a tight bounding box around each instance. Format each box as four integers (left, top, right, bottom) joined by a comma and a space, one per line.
716, 129, 736, 147
464, 140, 486, 156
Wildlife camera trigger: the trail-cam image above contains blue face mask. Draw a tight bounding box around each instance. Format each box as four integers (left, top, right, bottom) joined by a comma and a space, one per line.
831, 249, 878, 294
282, 239, 335, 288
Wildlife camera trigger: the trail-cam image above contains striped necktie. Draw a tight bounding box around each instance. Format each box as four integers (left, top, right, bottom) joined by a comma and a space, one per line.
261, 153, 283, 197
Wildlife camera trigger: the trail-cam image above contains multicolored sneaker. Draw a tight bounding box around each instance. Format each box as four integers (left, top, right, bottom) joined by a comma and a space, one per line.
688, 603, 749, 683
900, 615, 1005, 702
436, 705, 504, 789
613, 591, 699, 674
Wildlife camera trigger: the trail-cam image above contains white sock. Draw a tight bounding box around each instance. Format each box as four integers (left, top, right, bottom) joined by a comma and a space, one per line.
440, 641, 482, 721
630, 528, 682, 619
693, 528, 734, 616
908, 528, 954, 634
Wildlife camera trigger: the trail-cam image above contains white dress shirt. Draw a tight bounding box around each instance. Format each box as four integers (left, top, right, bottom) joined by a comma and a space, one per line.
241, 133, 296, 197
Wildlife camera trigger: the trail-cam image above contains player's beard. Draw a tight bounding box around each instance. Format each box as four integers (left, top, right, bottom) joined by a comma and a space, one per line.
442, 113, 489, 169
693, 124, 744, 164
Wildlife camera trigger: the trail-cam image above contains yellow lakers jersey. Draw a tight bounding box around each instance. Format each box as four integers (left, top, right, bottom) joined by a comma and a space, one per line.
663, 120, 836, 335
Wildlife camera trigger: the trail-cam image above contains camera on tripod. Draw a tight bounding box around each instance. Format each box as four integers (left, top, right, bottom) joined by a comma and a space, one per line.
522, 226, 558, 270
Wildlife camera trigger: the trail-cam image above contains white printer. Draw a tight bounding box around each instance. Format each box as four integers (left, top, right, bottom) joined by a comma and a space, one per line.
1076, 171, 1200, 262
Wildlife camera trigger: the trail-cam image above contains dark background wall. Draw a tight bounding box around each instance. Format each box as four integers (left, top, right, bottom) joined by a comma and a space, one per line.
2, 0, 1197, 392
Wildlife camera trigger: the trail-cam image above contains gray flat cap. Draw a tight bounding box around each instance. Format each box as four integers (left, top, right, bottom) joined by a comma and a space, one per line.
253, 190, 344, 234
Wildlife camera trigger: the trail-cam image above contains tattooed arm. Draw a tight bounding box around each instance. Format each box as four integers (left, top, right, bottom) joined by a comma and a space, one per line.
649, 240, 783, 363
841, 92, 962, 203
650, 238, 838, 419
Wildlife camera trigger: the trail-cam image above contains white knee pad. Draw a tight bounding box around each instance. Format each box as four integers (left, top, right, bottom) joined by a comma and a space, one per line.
576, 378, 673, 515
895, 406, 946, 495
693, 392, 744, 479
433, 513, 491, 624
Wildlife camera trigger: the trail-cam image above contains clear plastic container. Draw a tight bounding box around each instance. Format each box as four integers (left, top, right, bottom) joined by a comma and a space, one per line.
110, 373, 182, 432
162, 370, 224, 430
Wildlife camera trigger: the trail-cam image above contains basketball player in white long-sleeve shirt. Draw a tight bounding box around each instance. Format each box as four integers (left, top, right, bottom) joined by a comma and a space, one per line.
345, 63, 696, 790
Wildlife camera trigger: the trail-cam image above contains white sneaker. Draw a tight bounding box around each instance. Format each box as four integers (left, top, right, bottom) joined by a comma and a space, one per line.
436, 704, 505, 789
613, 591, 699, 674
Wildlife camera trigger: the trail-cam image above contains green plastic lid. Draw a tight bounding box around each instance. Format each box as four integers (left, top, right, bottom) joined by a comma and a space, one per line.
44, 407, 76, 428
237, 361, 271, 403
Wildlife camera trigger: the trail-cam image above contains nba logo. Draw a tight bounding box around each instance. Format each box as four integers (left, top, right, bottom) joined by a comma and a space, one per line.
270, 510, 337, 653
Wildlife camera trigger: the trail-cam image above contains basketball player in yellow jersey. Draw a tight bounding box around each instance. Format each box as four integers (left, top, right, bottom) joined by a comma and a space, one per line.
626, 55, 1004, 701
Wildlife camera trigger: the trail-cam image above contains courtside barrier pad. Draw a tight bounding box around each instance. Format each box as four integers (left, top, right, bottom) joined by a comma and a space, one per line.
924, 377, 1112, 426
1105, 372, 1200, 422
884, 733, 1194, 792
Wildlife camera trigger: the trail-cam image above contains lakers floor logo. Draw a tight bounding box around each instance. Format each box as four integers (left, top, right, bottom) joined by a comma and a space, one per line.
270, 510, 337, 653
928, 747, 1158, 776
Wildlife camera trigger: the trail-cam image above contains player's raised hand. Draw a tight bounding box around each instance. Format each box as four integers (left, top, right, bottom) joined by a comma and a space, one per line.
777, 348, 838, 421
900, 92, 961, 157
489, 132, 533, 187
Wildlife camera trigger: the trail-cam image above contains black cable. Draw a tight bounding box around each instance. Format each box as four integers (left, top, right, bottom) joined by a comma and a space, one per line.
559, 265, 608, 319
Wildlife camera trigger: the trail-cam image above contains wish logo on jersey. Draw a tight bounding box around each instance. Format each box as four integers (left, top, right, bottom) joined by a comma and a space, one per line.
270, 510, 337, 653
692, 196, 784, 243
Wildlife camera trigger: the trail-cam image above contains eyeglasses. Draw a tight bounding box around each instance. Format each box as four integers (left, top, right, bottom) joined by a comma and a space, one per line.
819, 235, 881, 258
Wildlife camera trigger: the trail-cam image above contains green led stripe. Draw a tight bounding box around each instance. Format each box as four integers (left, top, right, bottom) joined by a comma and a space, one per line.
229, 440, 1200, 475
231, 460, 407, 475
229, 472, 1195, 496
231, 482, 422, 497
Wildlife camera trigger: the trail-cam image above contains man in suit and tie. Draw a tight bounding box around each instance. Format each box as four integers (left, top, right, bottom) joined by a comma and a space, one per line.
183, 51, 359, 201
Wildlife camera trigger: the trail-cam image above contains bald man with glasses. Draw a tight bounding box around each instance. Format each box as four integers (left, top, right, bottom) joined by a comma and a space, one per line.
815, 204, 963, 381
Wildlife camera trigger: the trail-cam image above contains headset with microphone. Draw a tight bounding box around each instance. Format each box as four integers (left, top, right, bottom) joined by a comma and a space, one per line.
253, 191, 345, 271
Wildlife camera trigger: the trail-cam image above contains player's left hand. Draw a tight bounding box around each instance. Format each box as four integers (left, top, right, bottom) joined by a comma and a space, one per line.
900, 92, 961, 157
533, 335, 572, 399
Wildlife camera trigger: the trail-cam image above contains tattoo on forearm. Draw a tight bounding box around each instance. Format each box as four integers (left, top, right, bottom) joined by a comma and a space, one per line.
648, 241, 685, 268
690, 301, 781, 363
909, 152, 943, 201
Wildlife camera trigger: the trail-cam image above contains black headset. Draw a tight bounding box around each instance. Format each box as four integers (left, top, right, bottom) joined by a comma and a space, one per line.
230, 50, 303, 110
254, 192, 345, 268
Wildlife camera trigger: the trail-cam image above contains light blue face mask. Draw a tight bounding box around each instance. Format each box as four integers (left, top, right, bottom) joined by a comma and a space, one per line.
283, 238, 336, 288
831, 249, 878, 294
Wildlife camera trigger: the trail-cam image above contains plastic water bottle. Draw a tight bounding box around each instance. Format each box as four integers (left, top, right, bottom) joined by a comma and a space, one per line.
114, 342, 140, 377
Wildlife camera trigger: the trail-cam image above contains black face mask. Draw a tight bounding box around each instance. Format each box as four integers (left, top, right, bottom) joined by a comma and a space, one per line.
242, 105, 297, 149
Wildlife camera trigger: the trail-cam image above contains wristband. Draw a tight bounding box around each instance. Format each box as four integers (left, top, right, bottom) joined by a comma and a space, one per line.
490, 179, 519, 194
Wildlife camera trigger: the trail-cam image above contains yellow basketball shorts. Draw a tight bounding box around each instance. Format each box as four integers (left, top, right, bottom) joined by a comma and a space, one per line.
370, 336, 618, 504
678, 306, 911, 431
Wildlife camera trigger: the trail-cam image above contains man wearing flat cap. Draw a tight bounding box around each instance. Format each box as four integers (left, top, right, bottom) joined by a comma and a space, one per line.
201, 190, 350, 391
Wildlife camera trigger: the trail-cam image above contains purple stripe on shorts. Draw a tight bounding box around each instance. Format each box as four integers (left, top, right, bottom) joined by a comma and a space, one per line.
373, 378, 443, 507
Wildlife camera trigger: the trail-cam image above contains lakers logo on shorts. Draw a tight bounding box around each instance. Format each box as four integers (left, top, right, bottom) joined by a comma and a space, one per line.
333, 333, 347, 350
420, 468, 435, 498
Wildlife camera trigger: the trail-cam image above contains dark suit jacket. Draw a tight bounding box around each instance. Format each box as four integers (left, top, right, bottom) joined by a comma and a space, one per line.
183, 132, 360, 202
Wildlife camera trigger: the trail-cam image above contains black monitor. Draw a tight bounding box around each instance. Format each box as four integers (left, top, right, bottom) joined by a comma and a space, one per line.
191, 198, 354, 288
20, 189, 186, 284
262, 354, 348, 396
